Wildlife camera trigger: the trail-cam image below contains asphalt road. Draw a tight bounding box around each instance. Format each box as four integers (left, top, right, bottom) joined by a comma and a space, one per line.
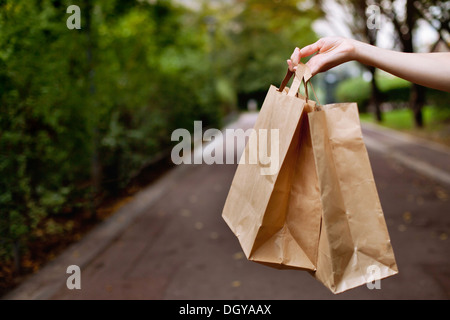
4, 112, 450, 300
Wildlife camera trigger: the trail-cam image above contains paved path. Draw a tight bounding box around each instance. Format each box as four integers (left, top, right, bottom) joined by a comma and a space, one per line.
4, 113, 450, 300
362, 122, 450, 187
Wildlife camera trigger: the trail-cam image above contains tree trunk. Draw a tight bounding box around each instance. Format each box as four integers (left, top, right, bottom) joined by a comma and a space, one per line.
410, 83, 426, 128
403, 0, 425, 128
368, 66, 383, 122
83, 0, 101, 219
385, 0, 425, 128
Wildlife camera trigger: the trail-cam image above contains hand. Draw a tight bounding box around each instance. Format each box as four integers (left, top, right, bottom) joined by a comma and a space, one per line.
287, 37, 357, 76
288, 36, 450, 91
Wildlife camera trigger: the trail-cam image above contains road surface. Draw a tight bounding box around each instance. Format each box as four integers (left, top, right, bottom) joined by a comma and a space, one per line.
4, 112, 450, 300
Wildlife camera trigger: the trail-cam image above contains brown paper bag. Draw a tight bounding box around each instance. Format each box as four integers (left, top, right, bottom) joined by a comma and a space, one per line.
222, 65, 321, 272
222, 64, 398, 293
308, 103, 398, 293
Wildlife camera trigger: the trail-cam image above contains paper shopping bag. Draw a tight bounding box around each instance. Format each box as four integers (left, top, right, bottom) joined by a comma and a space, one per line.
222, 66, 322, 271
308, 102, 398, 293
222, 64, 398, 294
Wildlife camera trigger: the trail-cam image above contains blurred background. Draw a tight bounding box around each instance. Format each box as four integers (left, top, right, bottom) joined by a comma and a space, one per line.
0, 0, 449, 298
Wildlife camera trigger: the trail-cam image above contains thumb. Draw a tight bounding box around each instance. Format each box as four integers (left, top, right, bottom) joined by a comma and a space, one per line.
305, 58, 320, 76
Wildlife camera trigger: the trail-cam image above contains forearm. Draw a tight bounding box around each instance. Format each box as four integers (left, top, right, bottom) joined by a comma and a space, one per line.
353, 40, 450, 92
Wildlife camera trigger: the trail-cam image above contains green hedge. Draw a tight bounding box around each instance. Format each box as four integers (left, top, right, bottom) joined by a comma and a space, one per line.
0, 0, 225, 264
336, 75, 412, 112
335, 77, 371, 111
335, 74, 449, 114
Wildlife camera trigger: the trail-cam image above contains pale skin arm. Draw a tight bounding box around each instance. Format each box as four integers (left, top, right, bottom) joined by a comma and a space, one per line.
287, 37, 450, 92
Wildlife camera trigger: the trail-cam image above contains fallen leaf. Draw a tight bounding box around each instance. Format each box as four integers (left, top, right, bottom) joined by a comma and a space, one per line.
233, 252, 244, 260
403, 211, 412, 223
194, 222, 204, 230
180, 209, 191, 217
209, 232, 219, 240
435, 188, 448, 201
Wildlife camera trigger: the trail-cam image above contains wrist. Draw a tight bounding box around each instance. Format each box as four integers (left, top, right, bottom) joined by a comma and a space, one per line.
351, 39, 364, 62
351, 40, 377, 67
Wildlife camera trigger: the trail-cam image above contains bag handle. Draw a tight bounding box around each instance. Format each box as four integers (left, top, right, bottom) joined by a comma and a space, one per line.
278, 69, 295, 93
278, 63, 321, 105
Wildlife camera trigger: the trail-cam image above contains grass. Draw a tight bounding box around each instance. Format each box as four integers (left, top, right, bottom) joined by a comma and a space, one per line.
360, 106, 450, 147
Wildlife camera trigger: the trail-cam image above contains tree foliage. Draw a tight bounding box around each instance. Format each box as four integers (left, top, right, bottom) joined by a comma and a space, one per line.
0, 0, 320, 270
0, 0, 223, 265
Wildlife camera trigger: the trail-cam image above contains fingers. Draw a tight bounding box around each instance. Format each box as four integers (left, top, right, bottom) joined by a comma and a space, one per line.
287, 59, 296, 71
305, 55, 326, 76
306, 54, 338, 76
299, 39, 323, 58
290, 47, 301, 64
287, 47, 301, 71
287, 39, 323, 72
287, 38, 330, 73
305, 60, 319, 76
294, 37, 350, 76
